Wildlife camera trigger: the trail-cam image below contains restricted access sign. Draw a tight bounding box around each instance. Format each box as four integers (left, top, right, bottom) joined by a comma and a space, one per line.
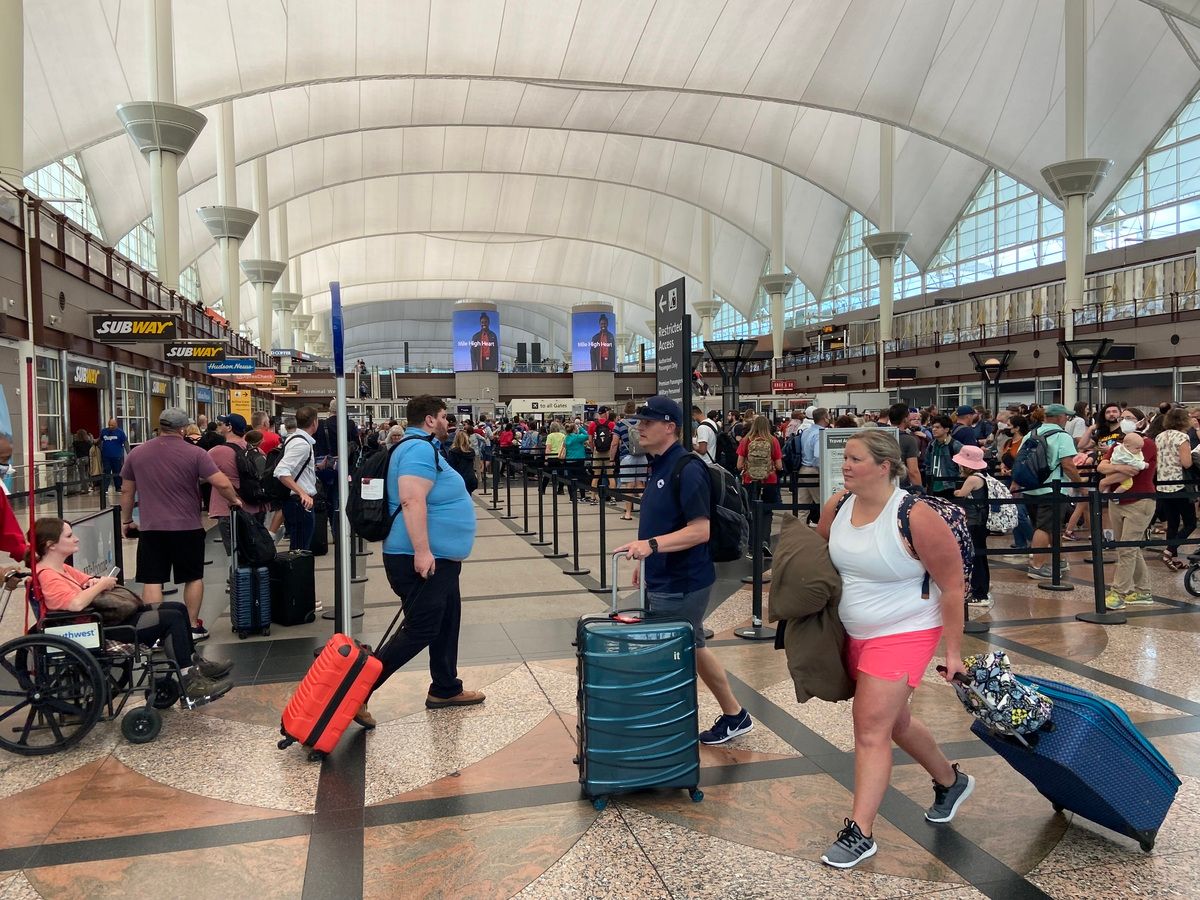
654, 278, 686, 406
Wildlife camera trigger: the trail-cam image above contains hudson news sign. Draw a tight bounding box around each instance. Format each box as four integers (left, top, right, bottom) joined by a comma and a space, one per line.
164, 341, 227, 362
91, 312, 179, 343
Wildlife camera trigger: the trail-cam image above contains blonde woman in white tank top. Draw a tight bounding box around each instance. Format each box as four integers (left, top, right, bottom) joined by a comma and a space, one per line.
814, 431, 976, 869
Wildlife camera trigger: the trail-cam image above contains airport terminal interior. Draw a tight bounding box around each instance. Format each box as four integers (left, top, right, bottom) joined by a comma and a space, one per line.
8, 1, 1200, 898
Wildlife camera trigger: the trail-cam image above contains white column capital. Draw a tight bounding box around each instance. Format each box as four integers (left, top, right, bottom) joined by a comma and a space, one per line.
1041, 159, 1113, 202
862, 232, 912, 262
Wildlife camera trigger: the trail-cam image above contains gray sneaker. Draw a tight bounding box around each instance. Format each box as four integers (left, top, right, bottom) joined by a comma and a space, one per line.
925, 764, 975, 823
1026, 564, 1052, 579
821, 819, 877, 869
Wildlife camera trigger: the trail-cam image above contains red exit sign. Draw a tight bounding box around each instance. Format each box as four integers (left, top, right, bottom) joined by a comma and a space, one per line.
771, 379, 796, 393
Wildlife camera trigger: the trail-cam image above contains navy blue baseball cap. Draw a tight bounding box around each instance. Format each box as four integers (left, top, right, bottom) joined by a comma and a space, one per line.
631, 395, 684, 427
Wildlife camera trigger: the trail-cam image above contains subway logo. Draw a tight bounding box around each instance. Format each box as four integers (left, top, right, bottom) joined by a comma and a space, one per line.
92, 315, 178, 341
166, 345, 224, 359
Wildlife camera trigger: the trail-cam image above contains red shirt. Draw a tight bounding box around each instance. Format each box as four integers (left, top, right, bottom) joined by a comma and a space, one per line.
36, 564, 91, 611
736, 435, 782, 485
1103, 439, 1157, 504
259, 430, 281, 455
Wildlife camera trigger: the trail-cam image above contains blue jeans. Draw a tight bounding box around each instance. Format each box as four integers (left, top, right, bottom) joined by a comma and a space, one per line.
101, 456, 123, 492
1013, 503, 1034, 549
282, 495, 315, 552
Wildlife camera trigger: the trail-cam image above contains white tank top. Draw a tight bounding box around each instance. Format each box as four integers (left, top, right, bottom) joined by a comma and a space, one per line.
828, 487, 943, 640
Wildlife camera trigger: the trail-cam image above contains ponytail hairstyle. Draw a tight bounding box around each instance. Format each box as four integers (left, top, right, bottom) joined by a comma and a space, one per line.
31, 517, 67, 562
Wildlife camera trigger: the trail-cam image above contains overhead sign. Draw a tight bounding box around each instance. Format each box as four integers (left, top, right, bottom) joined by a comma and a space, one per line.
205, 357, 256, 375
165, 340, 227, 363
195, 386, 213, 403
654, 278, 686, 406
150, 377, 171, 397
507, 398, 584, 416
771, 379, 796, 393
230, 389, 252, 419
571, 310, 617, 372
91, 312, 178, 342
234, 368, 277, 384
819, 426, 899, 502
331, 281, 345, 377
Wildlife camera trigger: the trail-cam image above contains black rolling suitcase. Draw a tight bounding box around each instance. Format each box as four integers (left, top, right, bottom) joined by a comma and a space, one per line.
270, 551, 316, 626
310, 504, 329, 557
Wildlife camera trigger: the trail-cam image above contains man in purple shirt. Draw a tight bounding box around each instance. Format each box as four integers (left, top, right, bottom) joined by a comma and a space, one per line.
120, 408, 243, 641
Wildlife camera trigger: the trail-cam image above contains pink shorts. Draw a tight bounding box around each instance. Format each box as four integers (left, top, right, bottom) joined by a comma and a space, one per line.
846, 627, 943, 689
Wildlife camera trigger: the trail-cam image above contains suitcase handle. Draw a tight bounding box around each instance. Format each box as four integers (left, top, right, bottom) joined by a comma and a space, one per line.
610, 551, 647, 614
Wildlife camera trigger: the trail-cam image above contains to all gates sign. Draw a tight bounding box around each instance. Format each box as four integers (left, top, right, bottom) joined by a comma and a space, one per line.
91, 312, 179, 342
771, 379, 796, 393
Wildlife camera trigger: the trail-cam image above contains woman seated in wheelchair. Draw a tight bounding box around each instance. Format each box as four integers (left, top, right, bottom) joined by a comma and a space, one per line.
32, 517, 234, 705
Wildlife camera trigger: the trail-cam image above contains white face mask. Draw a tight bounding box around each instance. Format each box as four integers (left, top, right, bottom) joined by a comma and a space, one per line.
1119, 419, 1138, 434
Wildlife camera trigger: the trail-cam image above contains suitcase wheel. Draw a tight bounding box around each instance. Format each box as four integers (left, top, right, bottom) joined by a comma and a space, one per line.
592, 796, 608, 811
689, 789, 704, 803
238, 631, 248, 640
277, 738, 293, 750
262, 628, 271, 637
1137, 830, 1156, 853
307, 750, 326, 763
1052, 803, 1064, 813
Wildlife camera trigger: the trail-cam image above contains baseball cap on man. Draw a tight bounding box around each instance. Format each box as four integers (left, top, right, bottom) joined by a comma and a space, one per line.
955, 405, 976, 416
159, 407, 189, 429
1044, 403, 1073, 417
217, 413, 248, 435
630, 395, 684, 427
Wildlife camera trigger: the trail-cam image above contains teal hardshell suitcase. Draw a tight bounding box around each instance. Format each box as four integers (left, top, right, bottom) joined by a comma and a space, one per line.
575, 553, 703, 810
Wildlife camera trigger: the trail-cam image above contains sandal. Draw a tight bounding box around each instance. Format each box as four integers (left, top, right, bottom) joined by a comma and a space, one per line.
1163, 552, 1188, 571
1063, 530, 1081, 542
620, 515, 634, 521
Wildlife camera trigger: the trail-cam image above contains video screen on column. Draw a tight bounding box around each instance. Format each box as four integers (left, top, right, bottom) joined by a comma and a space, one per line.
571, 310, 617, 372
453, 308, 500, 372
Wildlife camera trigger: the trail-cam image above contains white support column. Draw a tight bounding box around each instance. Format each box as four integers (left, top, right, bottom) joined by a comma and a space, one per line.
700, 212, 713, 314
241, 157, 283, 350
759, 168, 796, 380
1041, 0, 1112, 408
117, 1, 205, 297
863, 125, 911, 391
0, 0, 22, 189
197, 101, 255, 333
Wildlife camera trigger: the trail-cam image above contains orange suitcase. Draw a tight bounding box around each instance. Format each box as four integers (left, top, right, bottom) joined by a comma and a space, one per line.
278, 633, 383, 759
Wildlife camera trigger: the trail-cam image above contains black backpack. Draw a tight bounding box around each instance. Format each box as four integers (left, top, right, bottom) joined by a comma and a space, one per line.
262, 435, 313, 503
347, 434, 442, 542
232, 508, 276, 567
230, 444, 268, 505
671, 452, 750, 563
714, 429, 739, 473
593, 420, 614, 454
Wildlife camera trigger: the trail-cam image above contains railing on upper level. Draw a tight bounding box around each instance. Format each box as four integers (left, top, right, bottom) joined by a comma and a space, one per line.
0, 182, 271, 367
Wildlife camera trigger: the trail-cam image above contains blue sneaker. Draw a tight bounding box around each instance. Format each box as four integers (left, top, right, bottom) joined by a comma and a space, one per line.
698, 709, 753, 745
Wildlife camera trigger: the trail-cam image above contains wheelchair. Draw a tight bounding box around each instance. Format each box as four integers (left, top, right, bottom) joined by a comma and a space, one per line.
0, 577, 207, 756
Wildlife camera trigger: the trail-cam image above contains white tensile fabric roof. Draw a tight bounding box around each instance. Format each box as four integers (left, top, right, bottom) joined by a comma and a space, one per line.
21, 0, 1200, 339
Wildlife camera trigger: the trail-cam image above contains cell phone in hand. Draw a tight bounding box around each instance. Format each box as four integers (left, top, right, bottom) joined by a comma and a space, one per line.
107, 567, 120, 578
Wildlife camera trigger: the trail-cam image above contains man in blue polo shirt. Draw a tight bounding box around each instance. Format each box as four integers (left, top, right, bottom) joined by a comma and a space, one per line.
615, 395, 752, 746
354, 394, 485, 729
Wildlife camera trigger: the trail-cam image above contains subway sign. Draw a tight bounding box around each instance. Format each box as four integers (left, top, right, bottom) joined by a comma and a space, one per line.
91, 312, 179, 342
165, 341, 227, 362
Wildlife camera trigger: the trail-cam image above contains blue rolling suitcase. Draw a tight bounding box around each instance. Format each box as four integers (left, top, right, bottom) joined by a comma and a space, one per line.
229, 513, 272, 639
970, 673, 1180, 851
574, 553, 703, 811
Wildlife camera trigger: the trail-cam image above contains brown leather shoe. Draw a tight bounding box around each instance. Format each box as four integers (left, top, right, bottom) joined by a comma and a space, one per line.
354, 703, 376, 730
425, 690, 486, 709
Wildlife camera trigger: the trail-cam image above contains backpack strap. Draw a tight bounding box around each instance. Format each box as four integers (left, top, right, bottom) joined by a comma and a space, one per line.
670, 451, 712, 511
894, 491, 934, 595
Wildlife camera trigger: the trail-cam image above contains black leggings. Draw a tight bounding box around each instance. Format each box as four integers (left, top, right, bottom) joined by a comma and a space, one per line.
123, 601, 195, 664
1160, 495, 1197, 558
969, 522, 991, 599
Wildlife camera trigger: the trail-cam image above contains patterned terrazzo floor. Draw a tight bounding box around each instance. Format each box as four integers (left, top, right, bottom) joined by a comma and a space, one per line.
2, 491, 1200, 899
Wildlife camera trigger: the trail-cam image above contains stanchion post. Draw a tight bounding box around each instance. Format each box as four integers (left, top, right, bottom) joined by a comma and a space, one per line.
740, 483, 771, 586
589, 475, 610, 593
1077, 486, 1126, 624
532, 464, 551, 547
55, 482, 64, 520
735, 495, 775, 641
1038, 480, 1074, 592
501, 457, 518, 520
490, 456, 502, 510
354, 532, 372, 558
563, 479, 591, 576
545, 473, 568, 559
349, 529, 368, 585
516, 461, 534, 536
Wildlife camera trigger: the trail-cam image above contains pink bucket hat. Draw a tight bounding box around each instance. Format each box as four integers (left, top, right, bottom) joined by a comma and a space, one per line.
952, 445, 988, 470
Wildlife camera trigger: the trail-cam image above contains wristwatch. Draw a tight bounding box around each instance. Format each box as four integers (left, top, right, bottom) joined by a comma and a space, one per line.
647, 538, 659, 554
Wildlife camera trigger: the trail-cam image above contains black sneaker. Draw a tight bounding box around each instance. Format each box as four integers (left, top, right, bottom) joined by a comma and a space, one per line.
821, 818, 877, 869
925, 764, 975, 823
698, 709, 753, 745
191, 621, 210, 643
191, 652, 232, 680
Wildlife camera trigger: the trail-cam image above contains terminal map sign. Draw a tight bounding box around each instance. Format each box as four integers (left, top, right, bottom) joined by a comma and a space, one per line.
818, 426, 899, 502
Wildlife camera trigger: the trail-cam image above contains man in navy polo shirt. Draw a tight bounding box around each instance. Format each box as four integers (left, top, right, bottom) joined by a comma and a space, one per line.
614, 395, 752, 745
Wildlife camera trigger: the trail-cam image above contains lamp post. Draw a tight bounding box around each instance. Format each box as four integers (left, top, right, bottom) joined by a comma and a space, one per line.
1057, 338, 1112, 413
703, 339, 767, 420
968, 350, 1016, 417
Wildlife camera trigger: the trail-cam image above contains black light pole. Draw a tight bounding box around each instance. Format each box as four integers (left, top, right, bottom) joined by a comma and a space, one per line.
1058, 338, 1113, 413
968, 350, 1016, 417
703, 339, 766, 421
